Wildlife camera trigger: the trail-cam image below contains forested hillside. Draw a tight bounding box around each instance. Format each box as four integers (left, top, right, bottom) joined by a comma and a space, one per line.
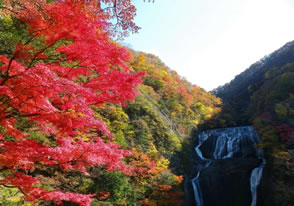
0, 1, 222, 205
212, 41, 294, 205
86, 51, 222, 205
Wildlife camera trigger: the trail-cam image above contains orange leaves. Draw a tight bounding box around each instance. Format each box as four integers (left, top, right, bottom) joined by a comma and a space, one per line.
97, 191, 110, 200
174, 175, 184, 183
157, 184, 172, 191
126, 149, 156, 175
126, 148, 184, 205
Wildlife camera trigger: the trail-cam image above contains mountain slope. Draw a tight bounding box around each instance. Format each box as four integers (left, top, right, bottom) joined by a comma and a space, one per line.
213, 40, 294, 123
212, 41, 294, 206
90, 51, 223, 205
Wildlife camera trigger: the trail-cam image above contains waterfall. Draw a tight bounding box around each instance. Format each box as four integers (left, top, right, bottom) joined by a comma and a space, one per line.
195, 133, 209, 160
192, 126, 265, 206
192, 161, 211, 206
250, 150, 266, 206
192, 172, 203, 206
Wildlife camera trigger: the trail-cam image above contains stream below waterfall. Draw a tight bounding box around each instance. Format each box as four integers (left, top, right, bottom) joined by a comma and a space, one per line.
191, 126, 265, 206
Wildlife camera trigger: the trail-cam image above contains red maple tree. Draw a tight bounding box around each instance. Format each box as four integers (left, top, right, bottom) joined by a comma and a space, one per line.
0, 0, 143, 205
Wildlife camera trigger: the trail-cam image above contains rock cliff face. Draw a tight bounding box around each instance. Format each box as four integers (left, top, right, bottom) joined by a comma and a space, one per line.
190, 126, 265, 206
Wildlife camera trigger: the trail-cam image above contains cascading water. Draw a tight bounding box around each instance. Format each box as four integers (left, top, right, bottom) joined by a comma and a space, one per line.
250, 150, 266, 206
191, 126, 265, 206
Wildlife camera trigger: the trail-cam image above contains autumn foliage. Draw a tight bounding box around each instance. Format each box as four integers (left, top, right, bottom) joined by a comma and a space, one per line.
87, 52, 221, 205
0, 0, 143, 205
0, 0, 213, 205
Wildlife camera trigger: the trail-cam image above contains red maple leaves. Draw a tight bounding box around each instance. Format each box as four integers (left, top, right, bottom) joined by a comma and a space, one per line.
0, 0, 143, 205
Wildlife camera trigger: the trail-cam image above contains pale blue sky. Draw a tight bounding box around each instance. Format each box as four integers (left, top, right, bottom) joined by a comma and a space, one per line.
124, 0, 294, 91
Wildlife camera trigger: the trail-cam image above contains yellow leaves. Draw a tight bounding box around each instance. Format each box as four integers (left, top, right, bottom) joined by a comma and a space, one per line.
137, 53, 146, 66
273, 151, 291, 162
66, 109, 86, 118
0, 185, 33, 205
6, 196, 23, 203
174, 104, 184, 112
274, 103, 294, 119
77, 112, 85, 117
206, 106, 213, 113
161, 69, 168, 76
127, 130, 134, 135
193, 119, 200, 125
79, 133, 90, 141
146, 142, 159, 159
195, 102, 205, 112
275, 103, 288, 117
204, 114, 212, 120
156, 157, 170, 169
272, 151, 294, 171
2, 15, 13, 24
171, 112, 177, 118
107, 105, 129, 122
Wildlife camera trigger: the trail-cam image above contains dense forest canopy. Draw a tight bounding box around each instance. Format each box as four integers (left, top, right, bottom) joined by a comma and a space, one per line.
0, 1, 223, 205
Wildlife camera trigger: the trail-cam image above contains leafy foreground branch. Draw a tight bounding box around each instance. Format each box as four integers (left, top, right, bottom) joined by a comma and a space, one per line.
0, 0, 144, 205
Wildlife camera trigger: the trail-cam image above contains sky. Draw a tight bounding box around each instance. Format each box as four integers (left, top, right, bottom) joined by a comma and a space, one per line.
123, 0, 294, 91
